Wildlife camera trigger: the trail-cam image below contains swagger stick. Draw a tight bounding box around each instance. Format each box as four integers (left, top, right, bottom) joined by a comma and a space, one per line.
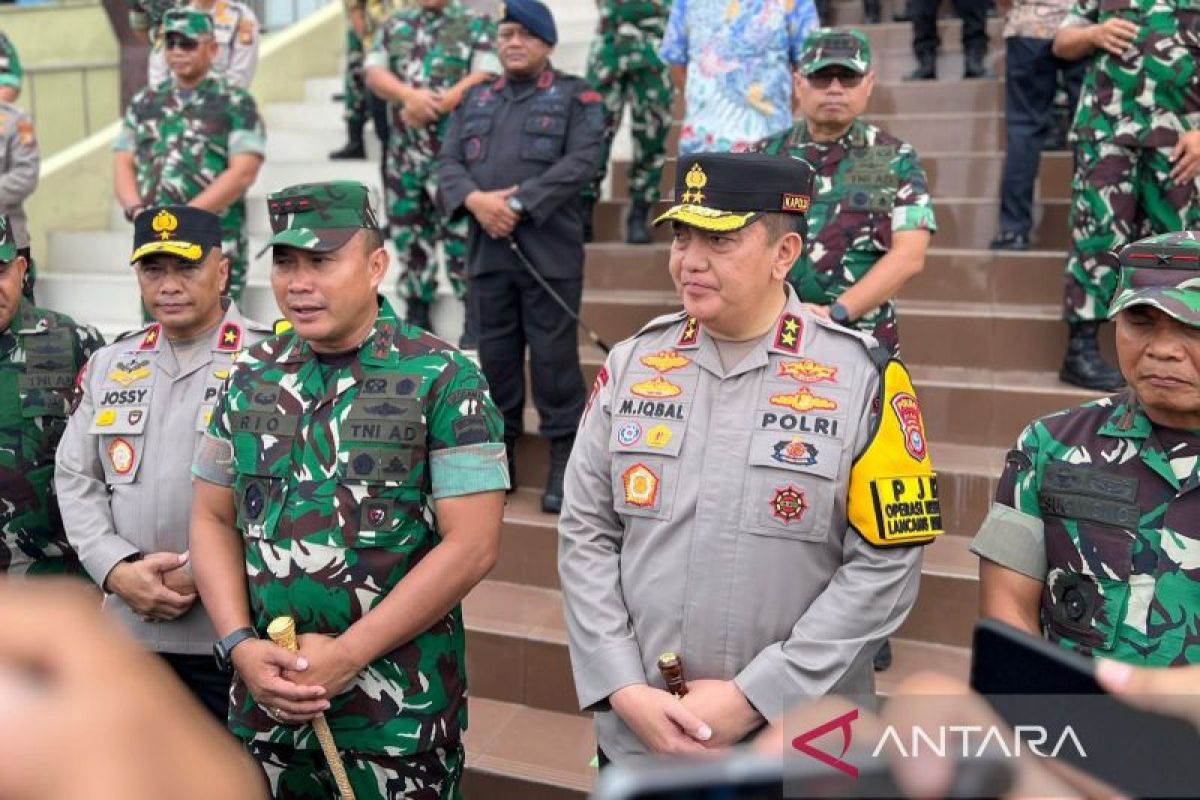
267, 616, 356, 800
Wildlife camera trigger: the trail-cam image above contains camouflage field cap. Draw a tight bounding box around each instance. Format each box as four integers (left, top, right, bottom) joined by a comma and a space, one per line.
262, 181, 382, 254
654, 153, 813, 235
161, 8, 215, 39
1109, 232, 1200, 326
130, 205, 223, 264
798, 28, 872, 76
0, 215, 16, 262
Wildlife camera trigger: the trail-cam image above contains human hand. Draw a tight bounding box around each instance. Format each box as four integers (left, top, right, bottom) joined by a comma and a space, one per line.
1170, 130, 1200, 184
678, 679, 764, 748
1096, 659, 1200, 722
609, 683, 714, 755
106, 552, 197, 622
1088, 18, 1138, 57
465, 186, 520, 239
230, 638, 329, 725
0, 579, 266, 800
292, 633, 363, 699
402, 87, 443, 127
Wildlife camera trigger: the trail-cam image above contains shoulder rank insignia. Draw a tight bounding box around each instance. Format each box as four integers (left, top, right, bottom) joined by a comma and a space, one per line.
138, 324, 162, 351
273, 319, 293, 335
677, 316, 700, 348
773, 313, 802, 353
217, 322, 242, 352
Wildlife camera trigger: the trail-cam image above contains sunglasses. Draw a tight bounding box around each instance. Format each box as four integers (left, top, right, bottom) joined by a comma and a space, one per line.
806, 69, 865, 89
164, 35, 201, 51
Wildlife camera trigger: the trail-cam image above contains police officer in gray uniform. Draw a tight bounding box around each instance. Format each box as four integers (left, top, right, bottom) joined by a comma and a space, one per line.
0, 100, 39, 299
55, 206, 270, 721
559, 153, 937, 763
437, 0, 605, 514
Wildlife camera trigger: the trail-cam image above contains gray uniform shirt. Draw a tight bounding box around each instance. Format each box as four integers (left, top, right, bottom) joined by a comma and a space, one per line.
0, 101, 38, 249
55, 301, 269, 655
559, 288, 924, 761
147, 0, 260, 89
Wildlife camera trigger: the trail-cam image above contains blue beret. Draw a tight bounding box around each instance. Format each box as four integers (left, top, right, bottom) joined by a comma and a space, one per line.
500, 0, 557, 46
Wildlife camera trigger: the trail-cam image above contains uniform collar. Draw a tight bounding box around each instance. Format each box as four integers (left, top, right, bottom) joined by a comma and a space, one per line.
1098, 393, 1152, 440
0, 299, 40, 358
278, 295, 399, 367
791, 117, 868, 150
1097, 392, 1186, 491
671, 286, 809, 378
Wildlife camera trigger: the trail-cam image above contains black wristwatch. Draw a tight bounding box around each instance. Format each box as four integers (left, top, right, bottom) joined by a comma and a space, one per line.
214, 627, 258, 673
123, 203, 145, 223
829, 301, 852, 326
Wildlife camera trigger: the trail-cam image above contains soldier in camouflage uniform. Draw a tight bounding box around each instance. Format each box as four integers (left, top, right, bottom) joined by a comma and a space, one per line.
0, 31, 23, 102
330, 0, 403, 160
0, 214, 104, 577
757, 29, 935, 359
973, 231, 1200, 666
581, 0, 672, 245
364, 0, 499, 335
1052, 0, 1200, 391
113, 9, 265, 302
190, 181, 509, 799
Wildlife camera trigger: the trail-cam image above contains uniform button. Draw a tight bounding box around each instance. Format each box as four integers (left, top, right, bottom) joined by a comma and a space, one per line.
1063, 586, 1087, 622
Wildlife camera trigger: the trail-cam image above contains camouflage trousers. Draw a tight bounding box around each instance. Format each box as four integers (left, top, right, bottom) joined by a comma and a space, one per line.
583, 44, 672, 205
344, 28, 368, 129
385, 129, 467, 303
249, 740, 464, 800
1064, 138, 1200, 322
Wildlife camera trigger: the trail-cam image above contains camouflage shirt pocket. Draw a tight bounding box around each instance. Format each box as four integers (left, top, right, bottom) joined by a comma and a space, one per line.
1043, 567, 1131, 653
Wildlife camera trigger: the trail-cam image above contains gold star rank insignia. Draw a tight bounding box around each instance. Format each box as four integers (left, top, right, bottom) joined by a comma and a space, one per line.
773, 313, 802, 353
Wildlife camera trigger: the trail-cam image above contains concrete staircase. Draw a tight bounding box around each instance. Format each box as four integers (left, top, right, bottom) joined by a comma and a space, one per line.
35, 0, 1101, 795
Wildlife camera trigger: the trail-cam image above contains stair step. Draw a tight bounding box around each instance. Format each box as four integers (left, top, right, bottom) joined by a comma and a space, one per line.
590, 197, 1071, 251
465, 572, 975, 715
567, 288, 1113, 373
580, 244, 1070, 307
611, 151, 1073, 203
464, 696, 594, 799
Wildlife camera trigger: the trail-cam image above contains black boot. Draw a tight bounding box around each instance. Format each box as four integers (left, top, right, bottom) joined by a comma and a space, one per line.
582, 197, 596, 243
963, 49, 990, 79
405, 298, 432, 332
504, 435, 518, 494
626, 202, 651, 245
329, 122, 366, 160
904, 52, 937, 81
815, 0, 832, 22
873, 639, 893, 672
542, 435, 574, 514
893, 0, 912, 21
863, 0, 881, 24
1060, 321, 1125, 391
